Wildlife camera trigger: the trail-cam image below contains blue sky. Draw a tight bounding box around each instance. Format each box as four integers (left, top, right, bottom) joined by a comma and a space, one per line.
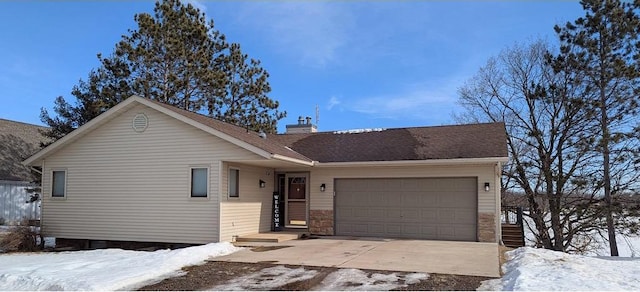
0, 1, 585, 133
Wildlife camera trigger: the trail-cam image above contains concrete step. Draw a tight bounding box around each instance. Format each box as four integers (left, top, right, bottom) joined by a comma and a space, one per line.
235, 232, 308, 243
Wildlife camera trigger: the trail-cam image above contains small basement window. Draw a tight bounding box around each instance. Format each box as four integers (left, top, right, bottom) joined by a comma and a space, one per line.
52, 170, 66, 197
229, 168, 239, 198
191, 168, 208, 198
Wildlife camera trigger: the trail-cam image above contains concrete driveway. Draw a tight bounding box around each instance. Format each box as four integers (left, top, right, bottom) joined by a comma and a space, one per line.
216, 237, 500, 277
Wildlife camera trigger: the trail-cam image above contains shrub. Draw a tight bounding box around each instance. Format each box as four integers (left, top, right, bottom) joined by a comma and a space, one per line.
0, 224, 42, 252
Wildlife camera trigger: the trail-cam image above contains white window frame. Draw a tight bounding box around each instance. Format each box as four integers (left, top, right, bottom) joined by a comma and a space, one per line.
190, 167, 209, 198
228, 167, 240, 198
51, 169, 67, 198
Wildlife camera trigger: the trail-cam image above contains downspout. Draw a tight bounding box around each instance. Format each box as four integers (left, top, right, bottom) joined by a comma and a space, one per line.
496, 161, 502, 244
40, 159, 45, 239
217, 160, 223, 242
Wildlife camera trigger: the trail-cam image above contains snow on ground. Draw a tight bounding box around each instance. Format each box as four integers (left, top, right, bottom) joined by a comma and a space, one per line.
0, 242, 241, 291
589, 233, 640, 257
315, 268, 428, 291
522, 215, 640, 257
210, 266, 428, 291
479, 247, 640, 291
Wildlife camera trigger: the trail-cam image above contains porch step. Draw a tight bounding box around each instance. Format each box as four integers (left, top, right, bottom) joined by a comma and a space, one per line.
501, 224, 525, 248
235, 232, 308, 243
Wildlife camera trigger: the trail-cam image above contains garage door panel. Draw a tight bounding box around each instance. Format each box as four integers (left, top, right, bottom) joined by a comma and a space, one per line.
401, 192, 420, 206
441, 192, 477, 208
387, 223, 403, 235
370, 192, 387, 207
455, 225, 477, 238
335, 177, 477, 241
387, 208, 402, 220
353, 208, 371, 219
401, 209, 421, 222
439, 226, 456, 237
369, 208, 386, 219
420, 209, 438, 221
419, 193, 439, 205
455, 210, 477, 224
420, 225, 438, 237
336, 207, 352, 218
437, 209, 456, 223
383, 180, 403, 191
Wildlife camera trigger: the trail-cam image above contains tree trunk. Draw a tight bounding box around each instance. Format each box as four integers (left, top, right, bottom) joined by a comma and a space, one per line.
550, 195, 564, 251
601, 80, 619, 257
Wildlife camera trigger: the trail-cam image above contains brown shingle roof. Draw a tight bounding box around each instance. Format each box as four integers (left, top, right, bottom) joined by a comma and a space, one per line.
269, 123, 508, 163
148, 99, 313, 162
149, 98, 507, 163
0, 119, 48, 181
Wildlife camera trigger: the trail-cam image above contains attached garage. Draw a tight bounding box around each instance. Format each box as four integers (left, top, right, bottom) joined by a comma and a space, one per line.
335, 177, 478, 241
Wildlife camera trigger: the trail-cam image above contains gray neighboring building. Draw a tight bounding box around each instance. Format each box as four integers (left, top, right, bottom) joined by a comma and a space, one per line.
0, 118, 47, 225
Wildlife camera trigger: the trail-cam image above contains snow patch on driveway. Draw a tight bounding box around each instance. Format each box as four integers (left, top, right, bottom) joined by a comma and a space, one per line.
211, 265, 428, 291
315, 268, 428, 291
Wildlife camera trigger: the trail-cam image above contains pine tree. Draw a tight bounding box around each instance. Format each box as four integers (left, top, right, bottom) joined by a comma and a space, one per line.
212, 43, 285, 133
553, 0, 640, 256
41, 0, 285, 143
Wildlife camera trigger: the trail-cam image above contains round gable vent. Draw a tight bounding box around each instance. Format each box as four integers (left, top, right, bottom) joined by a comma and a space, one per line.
132, 113, 148, 133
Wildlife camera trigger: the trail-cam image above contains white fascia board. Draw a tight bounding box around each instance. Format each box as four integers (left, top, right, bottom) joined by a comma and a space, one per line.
136, 98, 274, 159
270, 154, 315, 167
314, 156, 509, 168
23, 96, 141, 166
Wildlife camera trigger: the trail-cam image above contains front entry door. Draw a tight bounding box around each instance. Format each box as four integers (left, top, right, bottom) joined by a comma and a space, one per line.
285, 173, 308, 227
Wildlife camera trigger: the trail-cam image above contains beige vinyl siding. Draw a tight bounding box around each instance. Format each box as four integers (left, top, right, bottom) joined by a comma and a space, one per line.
41, 104, 264, 244
307, 164, 497, 214
219, 162, 274, 242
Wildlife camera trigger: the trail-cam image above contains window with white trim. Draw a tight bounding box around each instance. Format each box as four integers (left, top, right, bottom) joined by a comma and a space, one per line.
229, 168, 239, 198
190, 168, 208, 198
52, 170, 66, 198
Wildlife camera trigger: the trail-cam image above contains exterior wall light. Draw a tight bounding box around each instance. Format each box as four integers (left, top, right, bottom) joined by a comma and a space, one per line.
320, 183, 326, 192
484, 182, 490, 192
259, 179, 266, 188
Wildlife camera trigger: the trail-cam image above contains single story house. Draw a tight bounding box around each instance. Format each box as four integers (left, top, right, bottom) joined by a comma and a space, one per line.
1, 118, 47, 225
24, 96, 508, 246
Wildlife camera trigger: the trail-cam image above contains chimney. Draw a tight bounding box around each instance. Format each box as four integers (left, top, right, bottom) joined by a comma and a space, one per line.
286, 115, 318, 134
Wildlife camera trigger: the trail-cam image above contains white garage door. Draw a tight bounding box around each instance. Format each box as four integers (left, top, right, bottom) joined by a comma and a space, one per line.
335, 177, 477, 241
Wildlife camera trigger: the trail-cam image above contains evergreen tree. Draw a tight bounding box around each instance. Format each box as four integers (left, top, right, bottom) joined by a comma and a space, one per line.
552, 0, 640, 256
41, 0, 285, 143
213, 43, 285, 133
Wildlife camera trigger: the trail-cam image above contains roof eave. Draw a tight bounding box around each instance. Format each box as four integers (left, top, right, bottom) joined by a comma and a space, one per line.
314, 156, 509, 168
270, 154, 315, 166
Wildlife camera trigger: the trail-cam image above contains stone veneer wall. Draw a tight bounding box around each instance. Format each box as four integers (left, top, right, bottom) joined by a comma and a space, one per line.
478, 212, 496, 242
309, 210, 334, 235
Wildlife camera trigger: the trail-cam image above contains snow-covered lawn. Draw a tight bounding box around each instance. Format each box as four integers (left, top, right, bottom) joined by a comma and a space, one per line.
480, 247, 640, 291
0, 242, 241, 291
